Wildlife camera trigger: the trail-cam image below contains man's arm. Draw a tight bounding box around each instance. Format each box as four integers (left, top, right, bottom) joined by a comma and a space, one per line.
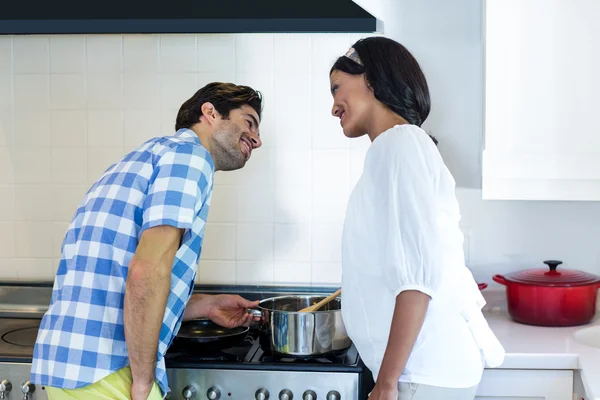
182, 294, 212, 321
124, 225, 182, 393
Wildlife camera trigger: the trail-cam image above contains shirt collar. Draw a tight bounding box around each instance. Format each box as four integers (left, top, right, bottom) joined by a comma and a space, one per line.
174, 128, 202, 145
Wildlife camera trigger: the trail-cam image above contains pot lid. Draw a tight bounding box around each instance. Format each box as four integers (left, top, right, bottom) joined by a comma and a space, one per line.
503, 260, 600, 287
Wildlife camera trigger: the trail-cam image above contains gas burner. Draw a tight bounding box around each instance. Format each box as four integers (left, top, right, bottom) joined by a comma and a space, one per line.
256, 346, 352, 364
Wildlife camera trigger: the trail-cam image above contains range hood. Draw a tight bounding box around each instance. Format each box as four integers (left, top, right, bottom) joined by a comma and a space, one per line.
0, 0, 377, 35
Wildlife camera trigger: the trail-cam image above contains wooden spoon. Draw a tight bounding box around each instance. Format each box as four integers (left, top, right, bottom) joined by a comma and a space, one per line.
299, 288, 342, 312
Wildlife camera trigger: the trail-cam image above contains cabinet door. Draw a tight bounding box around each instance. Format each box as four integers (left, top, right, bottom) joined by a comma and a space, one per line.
475, 369, 573, 400
483, 0, 600, 200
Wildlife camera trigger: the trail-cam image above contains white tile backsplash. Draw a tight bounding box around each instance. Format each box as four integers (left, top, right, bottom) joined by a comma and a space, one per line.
15, 185, 53, 222
87, 110, 124, 147
14, 74, 49, 110
123, 35, 159, 73
49, 36, 85, 74
50, 74, 86, 109
0, 74, 12, 110
0, 186, 15, 222
0, 38, 12, 74
87, 73, 123, 109
0, 223, 15, 258
14, 110, 51, 147
86, 36, 122, 74
13, 36, 48, 74
51, 110, 87, 147
236, 223, 274, 262
52, 148, 88, 184
159, 35, 197, 73
197, 35, 235, 74
3, 32, 597, 287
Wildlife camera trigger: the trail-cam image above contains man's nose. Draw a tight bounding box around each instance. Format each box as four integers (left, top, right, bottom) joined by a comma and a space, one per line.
249, 133, 262, 149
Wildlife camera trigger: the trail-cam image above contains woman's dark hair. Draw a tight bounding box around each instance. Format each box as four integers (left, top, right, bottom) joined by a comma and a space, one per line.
176, 82, 263, 130
330, 37, 430, 127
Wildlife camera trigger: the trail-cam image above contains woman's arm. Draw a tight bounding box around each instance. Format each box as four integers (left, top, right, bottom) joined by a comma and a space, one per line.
376, 290, 430, 390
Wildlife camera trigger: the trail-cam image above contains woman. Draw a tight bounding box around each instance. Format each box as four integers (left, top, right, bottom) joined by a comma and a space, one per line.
330, 37, 505, 400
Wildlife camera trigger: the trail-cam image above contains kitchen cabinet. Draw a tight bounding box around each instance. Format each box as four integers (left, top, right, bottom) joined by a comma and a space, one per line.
573, 370, 589, 400
482, 0, 600, 201
475, 369, 573, 399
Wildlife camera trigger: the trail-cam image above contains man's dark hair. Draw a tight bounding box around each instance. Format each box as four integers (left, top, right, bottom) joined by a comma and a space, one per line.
330, 37, 431, 127
175, 82, 263, 131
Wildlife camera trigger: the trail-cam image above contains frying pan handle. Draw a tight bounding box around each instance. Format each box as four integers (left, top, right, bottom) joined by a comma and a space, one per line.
492, 274, 508, 286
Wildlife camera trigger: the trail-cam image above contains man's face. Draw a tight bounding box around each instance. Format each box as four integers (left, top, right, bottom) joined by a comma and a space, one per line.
211, 104, 262, 171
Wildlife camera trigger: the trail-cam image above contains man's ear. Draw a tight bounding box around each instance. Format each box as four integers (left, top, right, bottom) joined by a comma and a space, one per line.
200, 102, 219, 125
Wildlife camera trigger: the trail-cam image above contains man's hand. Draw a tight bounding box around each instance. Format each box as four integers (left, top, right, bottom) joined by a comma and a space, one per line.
368, 382, 399, 400
131, 380, 153, 400
207, 295, 259, 328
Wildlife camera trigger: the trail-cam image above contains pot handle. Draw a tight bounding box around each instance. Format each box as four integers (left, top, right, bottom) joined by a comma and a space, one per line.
492, 274, 508, 286
478, 283, 488, 290
247, 309, 263, 318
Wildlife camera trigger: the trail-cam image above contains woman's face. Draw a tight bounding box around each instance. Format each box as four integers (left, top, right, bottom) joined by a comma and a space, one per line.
330, 70, 374, 138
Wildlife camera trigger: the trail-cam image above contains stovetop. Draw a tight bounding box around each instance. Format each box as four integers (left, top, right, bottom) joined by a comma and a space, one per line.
0, 318, 41, 362
0, 284, 369, 371
165, 327, 364, 373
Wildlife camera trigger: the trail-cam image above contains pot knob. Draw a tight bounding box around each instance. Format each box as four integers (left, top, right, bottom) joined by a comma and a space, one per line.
303, 390, 317, 400
182, 385, 197, 399
206, 386, 221, 400
544, 260, 563, 272
256, 388, 270, 400
326, 390, 341, 400
279, 389, 294, 400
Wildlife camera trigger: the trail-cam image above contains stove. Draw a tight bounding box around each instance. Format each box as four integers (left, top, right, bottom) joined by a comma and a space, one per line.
0, 284, 374, 400
0, 318, 46, 399
166, 327, 373, 400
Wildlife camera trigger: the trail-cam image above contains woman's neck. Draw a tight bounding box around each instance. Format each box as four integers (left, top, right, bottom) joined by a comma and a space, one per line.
367, 107, 409, 142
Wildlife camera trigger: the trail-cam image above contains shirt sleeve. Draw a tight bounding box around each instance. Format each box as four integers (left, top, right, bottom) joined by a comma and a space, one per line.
141, 143, 213, 233
377, 127, 445, 299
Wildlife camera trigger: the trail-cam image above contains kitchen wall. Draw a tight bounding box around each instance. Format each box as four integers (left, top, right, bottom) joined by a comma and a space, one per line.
0, 32, 381, 285
354, 0, 600, 283
1, 0, 600, 287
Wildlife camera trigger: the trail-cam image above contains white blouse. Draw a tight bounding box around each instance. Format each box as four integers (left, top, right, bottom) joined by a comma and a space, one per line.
341, 124, 505, 389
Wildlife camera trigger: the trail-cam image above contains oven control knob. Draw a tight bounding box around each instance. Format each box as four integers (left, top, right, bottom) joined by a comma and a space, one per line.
20, 381, 35, 399
279, 389, 294, 400
182, 385, 197, 399
256, 388, 270, 400
0, 379, 12, 399
326, 390, 341, 400
206, 386, 221, 400
303, 390, 317, 400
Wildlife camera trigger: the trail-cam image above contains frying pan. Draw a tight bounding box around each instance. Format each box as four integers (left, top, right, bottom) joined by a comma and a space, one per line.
175, 319, 249, 351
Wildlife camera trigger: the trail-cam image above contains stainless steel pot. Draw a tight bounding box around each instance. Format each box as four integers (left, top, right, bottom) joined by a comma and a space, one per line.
250, 294, 351, 357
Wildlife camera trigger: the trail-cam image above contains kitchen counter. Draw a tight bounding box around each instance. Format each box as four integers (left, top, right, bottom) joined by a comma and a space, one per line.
482, 290, 600, 399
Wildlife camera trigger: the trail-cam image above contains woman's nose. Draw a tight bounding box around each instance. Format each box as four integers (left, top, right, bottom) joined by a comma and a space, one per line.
332, 104, 340, 118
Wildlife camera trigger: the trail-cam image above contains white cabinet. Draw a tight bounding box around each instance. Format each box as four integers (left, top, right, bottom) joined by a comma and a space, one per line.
482, 0, 600, 200
475, 369, 573, 399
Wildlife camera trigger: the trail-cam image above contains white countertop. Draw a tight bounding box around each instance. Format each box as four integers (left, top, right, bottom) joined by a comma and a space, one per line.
482, 290, 600, 399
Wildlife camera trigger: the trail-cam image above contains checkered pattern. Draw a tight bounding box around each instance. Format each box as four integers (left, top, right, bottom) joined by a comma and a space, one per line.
30, 129, 215, 397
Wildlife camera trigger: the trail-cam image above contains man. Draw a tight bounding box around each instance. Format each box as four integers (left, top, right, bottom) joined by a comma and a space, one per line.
30, 82, 264, 400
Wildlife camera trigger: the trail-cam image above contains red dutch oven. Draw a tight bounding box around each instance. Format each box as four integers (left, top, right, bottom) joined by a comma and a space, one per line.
493, 260, 600, 327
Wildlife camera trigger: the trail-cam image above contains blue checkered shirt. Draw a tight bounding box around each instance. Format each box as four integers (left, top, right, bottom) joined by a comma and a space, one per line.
30, 128, 215, 397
